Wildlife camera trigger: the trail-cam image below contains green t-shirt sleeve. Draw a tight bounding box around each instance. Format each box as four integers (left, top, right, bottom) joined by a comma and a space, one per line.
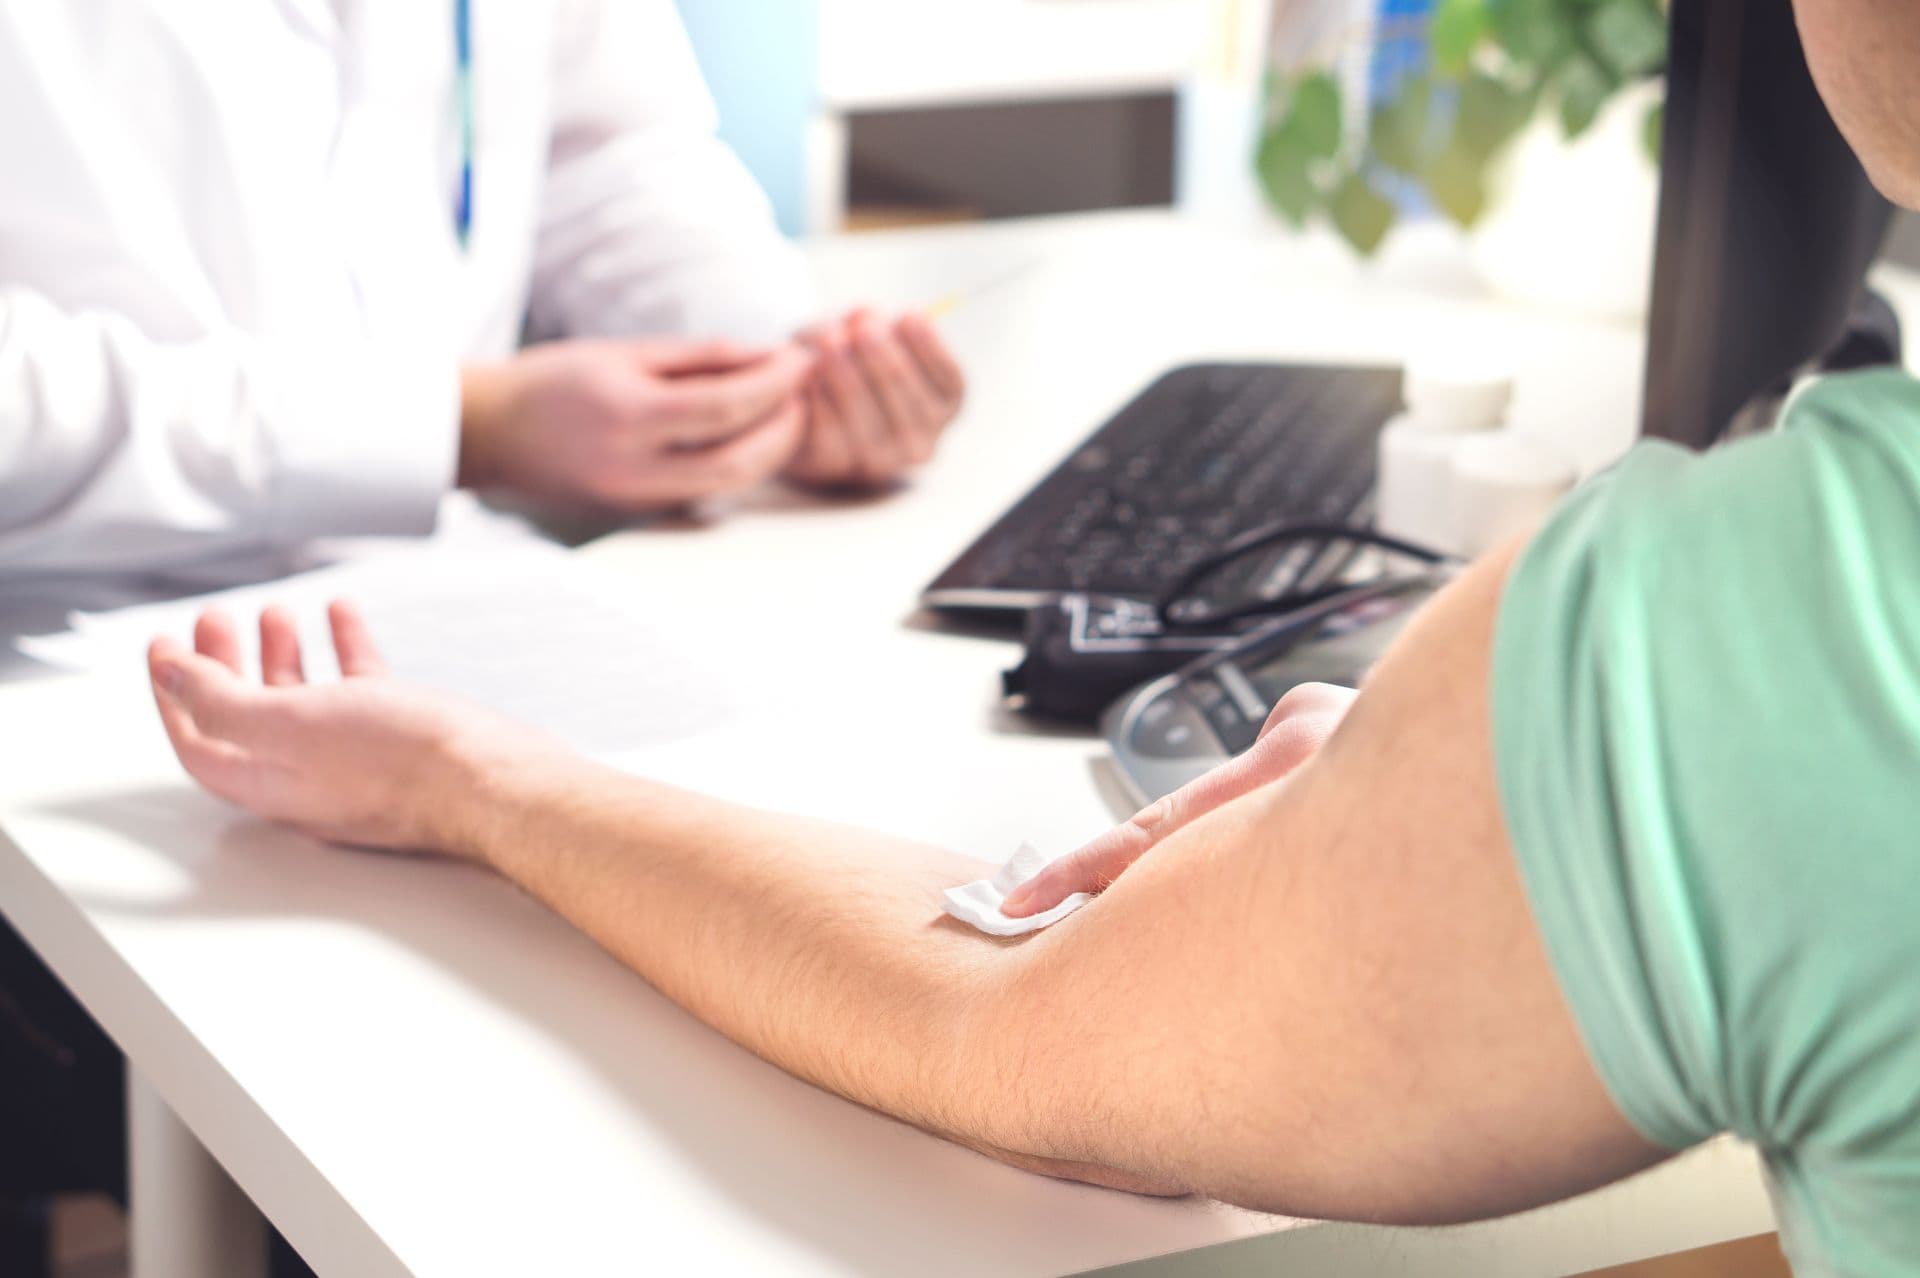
1493, 369, 1920, 1277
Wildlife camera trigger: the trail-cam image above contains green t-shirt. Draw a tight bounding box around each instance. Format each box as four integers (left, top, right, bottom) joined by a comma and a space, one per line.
1494, 369, 1920, 1277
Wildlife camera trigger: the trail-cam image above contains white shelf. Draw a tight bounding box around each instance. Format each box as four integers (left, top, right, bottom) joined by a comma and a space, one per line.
803, 0, 1273, 232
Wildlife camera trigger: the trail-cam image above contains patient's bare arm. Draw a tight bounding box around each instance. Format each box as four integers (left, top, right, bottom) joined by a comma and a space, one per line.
146, 543, 1666, 1222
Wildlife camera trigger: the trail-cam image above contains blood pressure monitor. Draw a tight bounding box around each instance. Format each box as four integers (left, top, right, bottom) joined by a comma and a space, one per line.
1101, 575, 1445, 805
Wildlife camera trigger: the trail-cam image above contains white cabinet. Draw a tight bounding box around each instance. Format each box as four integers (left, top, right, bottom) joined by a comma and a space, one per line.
804, 0, 1273, 231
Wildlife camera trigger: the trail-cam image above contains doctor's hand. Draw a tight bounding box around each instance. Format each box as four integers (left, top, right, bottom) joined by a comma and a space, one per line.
458, 338, 815, 514
784, 309, 965, 490
1000, 682, 1360, 918
146, 604, 574, 858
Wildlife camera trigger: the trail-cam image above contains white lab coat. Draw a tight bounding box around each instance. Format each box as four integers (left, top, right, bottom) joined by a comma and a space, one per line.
0, 0, 816, 584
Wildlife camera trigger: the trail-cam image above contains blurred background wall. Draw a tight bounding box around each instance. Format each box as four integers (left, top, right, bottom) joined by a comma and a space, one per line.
674, 0, 821, 235
672, 0, 1920, 269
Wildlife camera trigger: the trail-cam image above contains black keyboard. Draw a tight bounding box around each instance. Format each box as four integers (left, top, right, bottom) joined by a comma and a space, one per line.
923, 362, 1404, 614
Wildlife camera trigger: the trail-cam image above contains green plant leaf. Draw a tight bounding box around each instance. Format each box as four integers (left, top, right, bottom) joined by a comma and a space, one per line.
1256, 124, 1318, 225
1556, 52, 1614, 138
1288, 71, 1344, 160
1430, 0, 1490, 77
1585, 0, 1667, 79
1641, 99, 1664, 164
1426, 141, 1491, 226
1486, 0, 1568, 66
1329, 171, 1397, 256
1369, 75, 1434, 175
1261, 67, 1288, 122
1455, 70, 1532, 156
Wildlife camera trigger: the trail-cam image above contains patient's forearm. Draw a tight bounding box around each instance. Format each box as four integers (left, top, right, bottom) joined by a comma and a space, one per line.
431, 543, 1664, 1225
147, 545, 1663, 1222
149, 547, 1664, 1222
451, 760, 1160, 1187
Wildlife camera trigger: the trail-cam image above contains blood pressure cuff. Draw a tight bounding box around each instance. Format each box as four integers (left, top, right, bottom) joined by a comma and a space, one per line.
1492, 369, 1920, 1278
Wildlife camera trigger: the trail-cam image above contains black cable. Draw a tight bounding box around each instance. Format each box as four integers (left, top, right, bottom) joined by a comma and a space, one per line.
1155, 521, 1456, 629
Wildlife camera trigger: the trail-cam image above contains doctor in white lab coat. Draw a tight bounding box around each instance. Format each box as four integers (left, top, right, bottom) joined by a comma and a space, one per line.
0, 0, 966, 586
0, 5, 968, 1262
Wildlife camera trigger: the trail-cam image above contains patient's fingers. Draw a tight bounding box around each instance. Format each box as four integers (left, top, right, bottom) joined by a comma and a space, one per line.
328, 600, 388, 677
1001, 794, 1180, 917
1257, 682, 1357, 741
194, 609, 244, 674
148, 638, 261, 802
259, 606, 306, 686
150, 644, 275, 747
1003, 683, 1360, 917
149, 637, 203, 746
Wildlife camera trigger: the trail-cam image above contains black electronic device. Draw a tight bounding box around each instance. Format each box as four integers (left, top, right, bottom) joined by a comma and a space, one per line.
1002, 576, 1411, 726
921, 363, 1405, 616
1000, 520, 1456, 725
1644, 0, 1899, 447
1101, 576, 1444, 804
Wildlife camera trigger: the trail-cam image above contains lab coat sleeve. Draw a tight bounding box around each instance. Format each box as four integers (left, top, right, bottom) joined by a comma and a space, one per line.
0, 287, 459, 577
528, 0, 818, 346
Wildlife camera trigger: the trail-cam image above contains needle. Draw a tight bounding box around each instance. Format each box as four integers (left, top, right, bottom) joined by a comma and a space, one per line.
923, 257, 1046, 319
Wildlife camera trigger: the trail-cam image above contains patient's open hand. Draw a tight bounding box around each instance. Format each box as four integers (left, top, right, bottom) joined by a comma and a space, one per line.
1001, 682, 1359, 918
147, 603, 568, 858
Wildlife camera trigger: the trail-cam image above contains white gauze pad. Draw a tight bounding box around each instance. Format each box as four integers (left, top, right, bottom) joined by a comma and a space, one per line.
942, 843, 1093, 937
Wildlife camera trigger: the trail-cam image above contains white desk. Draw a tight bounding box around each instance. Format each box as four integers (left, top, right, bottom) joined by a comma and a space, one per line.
0, 210, 1791, 1276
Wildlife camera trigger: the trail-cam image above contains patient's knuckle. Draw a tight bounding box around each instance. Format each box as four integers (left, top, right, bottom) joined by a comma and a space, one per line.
1127, 795, 1177, 838
1271, 684, 1322, 720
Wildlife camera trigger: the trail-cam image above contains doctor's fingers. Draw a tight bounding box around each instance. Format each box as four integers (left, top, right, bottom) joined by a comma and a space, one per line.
898, 313, 966, 406
612, 399, 807, 507
789, 381, 856, 483
629, 337, 774, 378
650, 345, 816, 446
816, 341, 900, 481
851, 324, 945, 465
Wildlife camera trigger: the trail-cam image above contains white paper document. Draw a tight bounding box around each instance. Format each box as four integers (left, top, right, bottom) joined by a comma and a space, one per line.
15, 545, 747, 756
